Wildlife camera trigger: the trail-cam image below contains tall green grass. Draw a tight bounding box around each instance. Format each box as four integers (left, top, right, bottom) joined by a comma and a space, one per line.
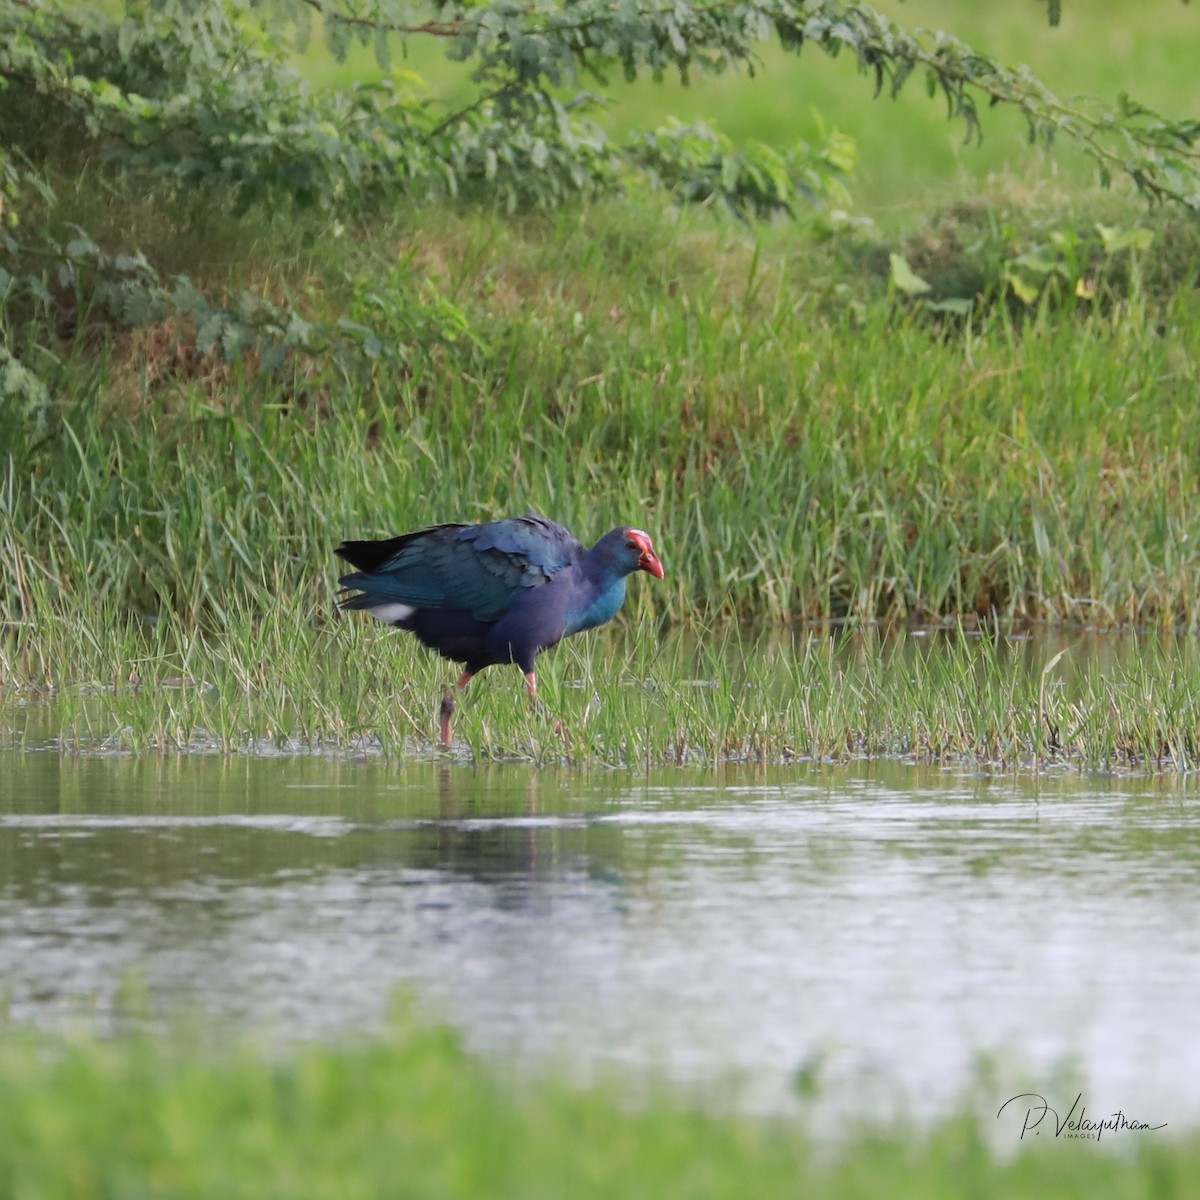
5, 198, 1200, 634
7, 2, 1200, 765
2, 1013, 1197, 1200
8, 594, 1200, 771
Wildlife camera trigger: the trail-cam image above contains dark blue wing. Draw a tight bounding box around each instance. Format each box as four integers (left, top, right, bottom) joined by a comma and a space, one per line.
337, 515, 581, 621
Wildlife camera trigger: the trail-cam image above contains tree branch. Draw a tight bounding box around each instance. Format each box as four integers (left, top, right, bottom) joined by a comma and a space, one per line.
425, 82, 517, 139
298, 0, 464, 38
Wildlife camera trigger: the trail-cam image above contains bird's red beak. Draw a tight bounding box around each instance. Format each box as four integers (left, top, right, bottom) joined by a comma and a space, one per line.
640, 548, 665, 580
630, 532, 664, 580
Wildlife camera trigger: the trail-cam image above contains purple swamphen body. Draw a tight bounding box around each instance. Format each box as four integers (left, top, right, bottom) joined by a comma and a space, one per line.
335, 514, 665, 746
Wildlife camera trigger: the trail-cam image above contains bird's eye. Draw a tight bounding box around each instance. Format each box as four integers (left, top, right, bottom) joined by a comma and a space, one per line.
625, 540, 637, 551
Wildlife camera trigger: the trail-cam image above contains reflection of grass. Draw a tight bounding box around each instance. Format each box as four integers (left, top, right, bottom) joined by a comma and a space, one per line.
295, 0, 1200, 213
1, 1013, 1195, 1197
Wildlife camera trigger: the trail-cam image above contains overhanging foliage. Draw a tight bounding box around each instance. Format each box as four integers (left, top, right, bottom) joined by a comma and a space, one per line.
1, 0, 1198, 389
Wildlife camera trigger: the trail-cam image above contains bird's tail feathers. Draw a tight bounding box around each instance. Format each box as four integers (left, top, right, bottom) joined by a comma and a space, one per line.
336, 584, 377, 611
334, 536, 412, 573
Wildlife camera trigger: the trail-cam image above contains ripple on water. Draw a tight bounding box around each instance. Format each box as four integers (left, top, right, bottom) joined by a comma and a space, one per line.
0, 751, 1198, 1126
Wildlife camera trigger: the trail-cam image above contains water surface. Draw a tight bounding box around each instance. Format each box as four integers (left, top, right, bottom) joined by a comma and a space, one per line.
2, 748, 1198, 1126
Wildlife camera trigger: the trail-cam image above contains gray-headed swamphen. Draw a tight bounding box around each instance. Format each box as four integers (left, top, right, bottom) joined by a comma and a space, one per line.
336, 514, 664, 747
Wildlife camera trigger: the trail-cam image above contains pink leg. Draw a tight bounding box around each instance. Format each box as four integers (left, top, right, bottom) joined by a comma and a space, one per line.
524, 671, 564, 739
439, 671, 474, 748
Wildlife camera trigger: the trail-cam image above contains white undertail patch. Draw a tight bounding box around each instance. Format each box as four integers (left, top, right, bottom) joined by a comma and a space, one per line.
367, 602, 415, 625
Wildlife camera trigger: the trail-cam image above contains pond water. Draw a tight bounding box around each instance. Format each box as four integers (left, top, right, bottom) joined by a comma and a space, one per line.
2, 741, 1198, 1129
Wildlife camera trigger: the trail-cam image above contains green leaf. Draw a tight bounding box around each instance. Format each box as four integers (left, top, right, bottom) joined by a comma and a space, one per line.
888, 253, 931, 296
65, 237, 98, 261
374, 28, 392, 73
720, 154, 740, 193
925, 297, 974, 315
1012, 251, 1061, 278
1007, 272, 1041, 306
1096, 223, 1155, 254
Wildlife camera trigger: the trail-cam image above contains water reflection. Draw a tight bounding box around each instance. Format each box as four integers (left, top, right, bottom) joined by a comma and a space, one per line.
2, 752, 1199, 1122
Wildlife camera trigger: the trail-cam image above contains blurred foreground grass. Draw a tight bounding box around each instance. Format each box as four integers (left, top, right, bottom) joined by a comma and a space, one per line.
1, 1013, 1196, 1200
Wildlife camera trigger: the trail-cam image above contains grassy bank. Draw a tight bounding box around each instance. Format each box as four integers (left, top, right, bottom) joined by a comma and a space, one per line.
6, 4, 1200, 761
6, 195, 1200, 631
5, 190, 1200, 766
0, 1015, 1195, 1200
